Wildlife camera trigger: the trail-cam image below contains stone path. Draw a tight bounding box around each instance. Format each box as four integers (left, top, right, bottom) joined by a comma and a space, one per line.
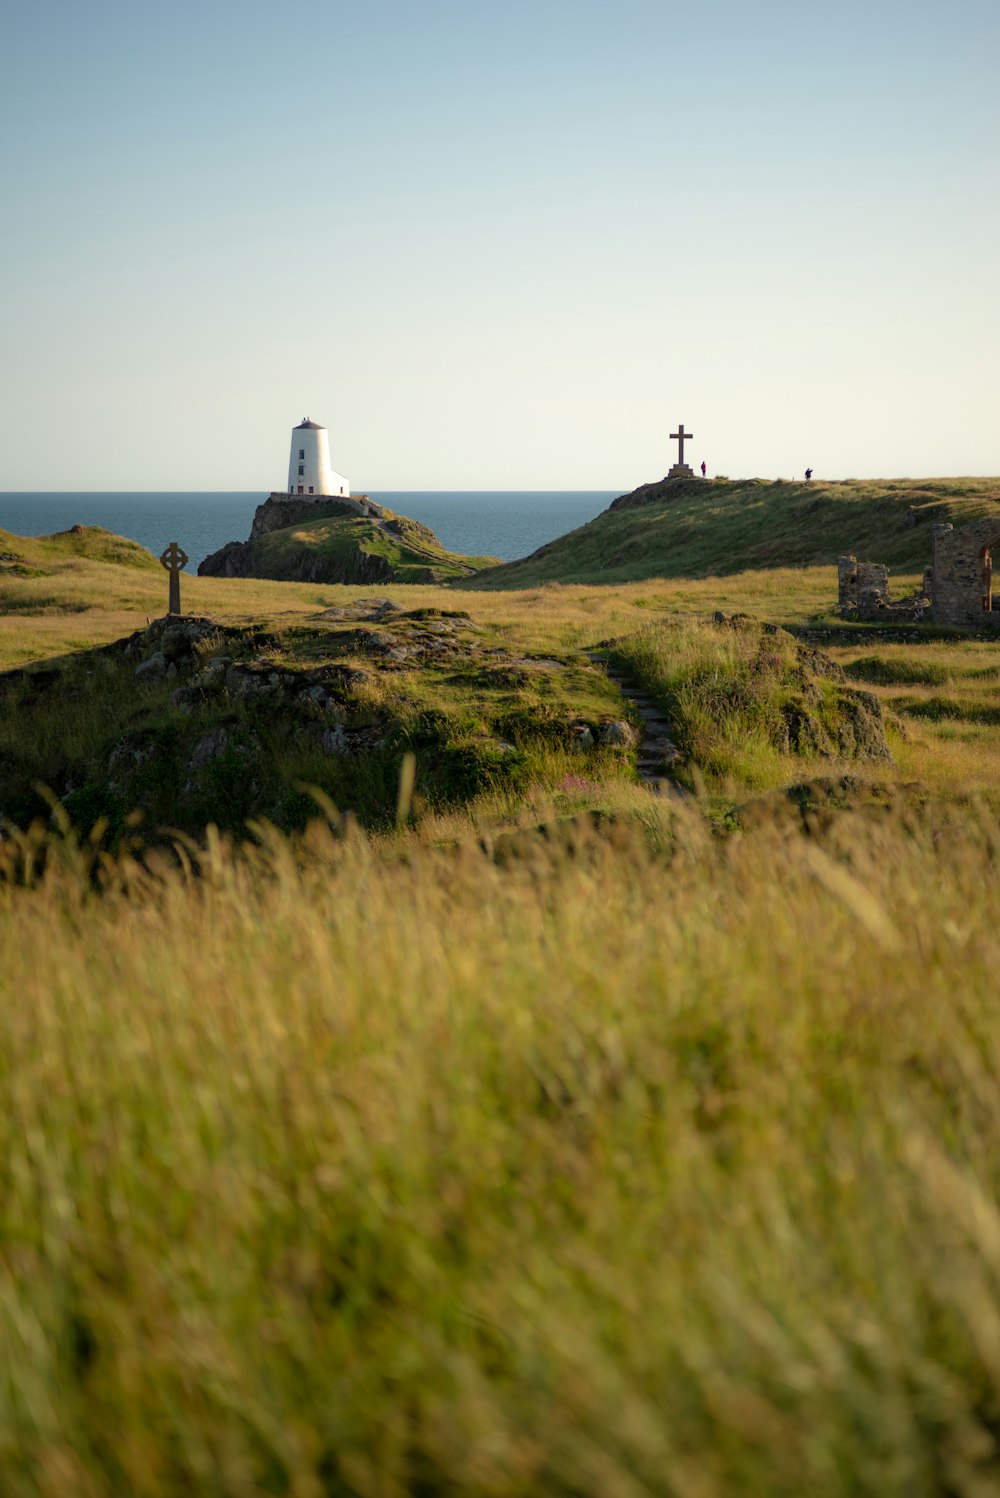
596, 659, 689, 797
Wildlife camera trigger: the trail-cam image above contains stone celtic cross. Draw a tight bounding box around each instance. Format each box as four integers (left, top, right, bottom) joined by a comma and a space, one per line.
670, 423, 693, 466
159, 541, 189, 616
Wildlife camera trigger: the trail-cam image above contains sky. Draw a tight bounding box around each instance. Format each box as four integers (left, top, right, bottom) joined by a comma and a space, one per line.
0, 0, 997, 491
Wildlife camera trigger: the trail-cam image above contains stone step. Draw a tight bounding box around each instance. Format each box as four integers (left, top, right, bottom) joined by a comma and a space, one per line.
591, 656, 691, 798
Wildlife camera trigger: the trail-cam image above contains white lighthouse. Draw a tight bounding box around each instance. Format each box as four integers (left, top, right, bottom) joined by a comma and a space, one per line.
287, 418, 350, 497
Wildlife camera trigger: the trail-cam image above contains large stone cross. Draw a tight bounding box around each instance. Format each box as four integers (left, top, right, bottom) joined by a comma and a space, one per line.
159, 541, 189, 616
670, 423, 693, 466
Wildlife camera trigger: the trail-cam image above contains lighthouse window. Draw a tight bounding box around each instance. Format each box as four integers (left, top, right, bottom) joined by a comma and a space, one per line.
298, 449, 304, 460
308, 486, 314, 493
297, 464, 304, 476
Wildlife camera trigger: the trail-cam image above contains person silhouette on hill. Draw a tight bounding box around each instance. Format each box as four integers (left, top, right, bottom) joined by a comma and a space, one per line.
700, 460, 707, 477
804, 467, 813, 481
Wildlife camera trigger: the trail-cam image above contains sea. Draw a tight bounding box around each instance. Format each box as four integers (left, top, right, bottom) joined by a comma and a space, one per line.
0, 491, 620, 571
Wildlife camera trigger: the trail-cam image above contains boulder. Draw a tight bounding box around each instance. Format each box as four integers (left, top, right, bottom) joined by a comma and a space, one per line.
134, 652, 167, 683
160, 621, 209, 661
189, 727, 232, 769
320, 725, 350, 756
598, 720, 638, 747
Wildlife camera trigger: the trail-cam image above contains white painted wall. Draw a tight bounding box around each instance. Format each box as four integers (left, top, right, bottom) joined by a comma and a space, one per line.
286, 420, 350, 496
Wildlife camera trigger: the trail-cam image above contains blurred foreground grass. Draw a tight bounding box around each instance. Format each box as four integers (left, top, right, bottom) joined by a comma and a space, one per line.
3, 797, 1000, 1495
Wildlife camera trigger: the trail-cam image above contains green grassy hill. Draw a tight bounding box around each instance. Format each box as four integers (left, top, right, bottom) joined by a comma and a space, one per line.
0, 524, 159, 574
468, 476, 1000, 588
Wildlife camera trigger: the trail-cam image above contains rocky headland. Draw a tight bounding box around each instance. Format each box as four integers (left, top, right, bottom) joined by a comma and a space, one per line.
199, 493, 498, 585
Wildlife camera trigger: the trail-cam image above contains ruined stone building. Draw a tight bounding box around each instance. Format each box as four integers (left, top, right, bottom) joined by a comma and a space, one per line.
838, 558, 892, 616
837, 556, 929, 624
839, 515, 1000, 628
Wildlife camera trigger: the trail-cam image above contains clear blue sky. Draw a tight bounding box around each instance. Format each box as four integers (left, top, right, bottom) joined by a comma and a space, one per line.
1, 0, 997, 490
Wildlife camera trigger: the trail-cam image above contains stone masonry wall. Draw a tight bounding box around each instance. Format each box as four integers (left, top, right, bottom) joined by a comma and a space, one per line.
931, 519, 1000, 627
838, 556, 891, 618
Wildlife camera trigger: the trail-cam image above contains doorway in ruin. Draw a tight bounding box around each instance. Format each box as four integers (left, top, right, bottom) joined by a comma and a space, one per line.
980, 539, 999, 612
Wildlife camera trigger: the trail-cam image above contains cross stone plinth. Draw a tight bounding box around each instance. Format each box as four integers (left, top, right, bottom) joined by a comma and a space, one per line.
160, 541, 189, 616
667, 423, 695, 478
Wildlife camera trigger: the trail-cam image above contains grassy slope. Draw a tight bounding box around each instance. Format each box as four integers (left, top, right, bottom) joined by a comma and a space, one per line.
467, 476, 1000, 587
0, 524, 159, 574
610, 617, 891, 796
255, 509, 499, 583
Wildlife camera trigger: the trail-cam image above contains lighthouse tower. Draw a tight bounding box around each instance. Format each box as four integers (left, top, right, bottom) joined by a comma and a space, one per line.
287, 418, 350, 497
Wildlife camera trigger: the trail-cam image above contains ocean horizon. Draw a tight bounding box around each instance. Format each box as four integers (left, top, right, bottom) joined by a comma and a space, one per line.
0, 490, 621, 571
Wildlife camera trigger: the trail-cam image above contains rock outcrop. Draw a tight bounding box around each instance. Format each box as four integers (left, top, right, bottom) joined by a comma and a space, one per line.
200, 494, 385, 579
607, 475, 710, 511
198, 493, 495, 585
249, 494, 383, 540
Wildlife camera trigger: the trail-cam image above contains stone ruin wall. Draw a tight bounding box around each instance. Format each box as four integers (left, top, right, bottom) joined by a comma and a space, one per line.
837, 556, 928, 622
838, 557, 891, 618
931, 519, 1000, 628
838, 516, 1000, 628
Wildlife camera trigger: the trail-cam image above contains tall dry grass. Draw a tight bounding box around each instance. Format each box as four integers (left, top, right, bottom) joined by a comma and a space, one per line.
2, 800, 1000, 1494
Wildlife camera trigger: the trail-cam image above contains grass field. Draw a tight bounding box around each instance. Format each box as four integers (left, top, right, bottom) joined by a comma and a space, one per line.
828, 638, 1000, 793
2, 512, 1000, 1494
0, 525, 864, 671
